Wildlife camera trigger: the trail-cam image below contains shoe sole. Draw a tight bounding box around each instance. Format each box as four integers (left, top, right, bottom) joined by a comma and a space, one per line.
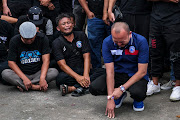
115, 93, 127, 108
170, 98, 180, 102
160, 87, 172, 90
133, 106, 144, 112
146, 90, 160, 96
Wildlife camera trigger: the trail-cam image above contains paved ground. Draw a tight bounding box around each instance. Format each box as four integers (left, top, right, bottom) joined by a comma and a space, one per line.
0, 72, 179, 120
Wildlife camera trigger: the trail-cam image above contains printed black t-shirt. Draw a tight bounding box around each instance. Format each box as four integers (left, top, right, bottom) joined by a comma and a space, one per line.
8, 33, 50, 75
0, 20, 14, 61
52, 31, 90, 69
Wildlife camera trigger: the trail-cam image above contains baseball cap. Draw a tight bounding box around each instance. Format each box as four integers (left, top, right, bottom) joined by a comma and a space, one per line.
19, 22, 37, 39
28, 6, 43, 26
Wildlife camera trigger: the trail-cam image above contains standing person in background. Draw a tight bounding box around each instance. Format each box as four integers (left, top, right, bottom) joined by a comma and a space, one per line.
107, 0, 152, 41
60, 0, 73, 13
146, 0, 180, 102
73, 0, 86, 31
2, 0, 32, 18
79, 0, 111, 68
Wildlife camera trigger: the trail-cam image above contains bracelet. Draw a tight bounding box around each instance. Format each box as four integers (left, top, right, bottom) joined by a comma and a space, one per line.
119, 85, 126, 92
107, 96, 114, 100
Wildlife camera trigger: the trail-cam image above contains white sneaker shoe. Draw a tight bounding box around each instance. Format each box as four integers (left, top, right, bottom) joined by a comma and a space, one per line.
161, 80, 175, 90
146, 80, 160, 96
170, 86, 180, 101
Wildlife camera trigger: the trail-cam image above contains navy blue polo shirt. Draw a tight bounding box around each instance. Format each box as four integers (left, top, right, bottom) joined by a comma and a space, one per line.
102, 32, 149, 80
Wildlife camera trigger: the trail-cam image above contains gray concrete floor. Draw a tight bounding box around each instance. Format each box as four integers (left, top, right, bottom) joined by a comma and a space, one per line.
0, 72, 179, 120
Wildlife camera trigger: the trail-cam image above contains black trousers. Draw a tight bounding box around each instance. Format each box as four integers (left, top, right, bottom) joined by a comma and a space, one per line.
149, 17, 180, 78
89, 73, 148, 102
56, 68, 106, 89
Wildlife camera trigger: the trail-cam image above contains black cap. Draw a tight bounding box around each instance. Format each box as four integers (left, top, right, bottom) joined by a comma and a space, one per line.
28, 6, 43, 26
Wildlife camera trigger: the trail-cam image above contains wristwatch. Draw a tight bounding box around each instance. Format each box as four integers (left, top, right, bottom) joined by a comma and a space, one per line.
119, 85, 126, 92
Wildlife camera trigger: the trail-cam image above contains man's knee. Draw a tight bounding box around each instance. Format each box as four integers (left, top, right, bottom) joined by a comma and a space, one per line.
56, 72, 68, 87
1, 69, 12, 79
89, 82, 107, 96
130, 88, 147, 101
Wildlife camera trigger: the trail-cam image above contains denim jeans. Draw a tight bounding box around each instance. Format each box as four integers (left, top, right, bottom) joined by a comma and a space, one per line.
87, 17, 111, 68
170, 62, 175, 81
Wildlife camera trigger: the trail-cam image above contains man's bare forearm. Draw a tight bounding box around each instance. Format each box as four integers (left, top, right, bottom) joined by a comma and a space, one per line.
108, 0, 116, 13
79, 0, 91, 14
57, 60, 80, 80
40, 54, 50, 80
83, 53, 90, 77
105, 62, 115, 95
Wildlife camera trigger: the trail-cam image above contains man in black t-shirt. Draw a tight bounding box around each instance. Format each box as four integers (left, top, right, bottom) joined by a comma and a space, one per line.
2, 0, 32, 18
0, 19, 14, 84
79, 0, 112, 68
108, 0, 152, 41
52, 13, 105, 96
1, 22, 58, 91
146, 0, 180, 102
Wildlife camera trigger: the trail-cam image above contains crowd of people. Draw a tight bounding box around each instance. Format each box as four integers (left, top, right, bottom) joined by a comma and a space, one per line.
0, 0, 180, 119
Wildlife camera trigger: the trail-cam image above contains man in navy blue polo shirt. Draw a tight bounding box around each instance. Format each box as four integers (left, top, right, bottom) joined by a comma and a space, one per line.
89, 22, 149, 118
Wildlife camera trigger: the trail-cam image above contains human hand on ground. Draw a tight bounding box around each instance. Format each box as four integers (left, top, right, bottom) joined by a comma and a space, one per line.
105, 99, 115, 118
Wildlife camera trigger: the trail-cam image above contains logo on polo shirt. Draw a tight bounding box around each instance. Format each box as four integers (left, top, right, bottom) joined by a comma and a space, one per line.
76, 41, 82, 48
129, 46, 135, 53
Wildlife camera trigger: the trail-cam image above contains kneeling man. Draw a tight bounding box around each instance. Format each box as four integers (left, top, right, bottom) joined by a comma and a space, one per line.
90, 22, 149, 118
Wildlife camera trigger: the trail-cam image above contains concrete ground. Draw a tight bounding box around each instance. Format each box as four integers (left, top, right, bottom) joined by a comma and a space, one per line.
0, 72, 179, 120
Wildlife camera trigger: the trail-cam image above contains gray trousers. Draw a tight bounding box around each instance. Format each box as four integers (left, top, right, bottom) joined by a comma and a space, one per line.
1, 68, 59, 90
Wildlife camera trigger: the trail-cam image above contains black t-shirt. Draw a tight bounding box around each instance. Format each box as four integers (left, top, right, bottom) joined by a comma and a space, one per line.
8, 33, 50, 75
119, 0, 152, 14
151, 2, 180, 25
87, 0, 104, 18
52, 31, 90, 69
0, 20, 14, 62
8, 0, 32, 3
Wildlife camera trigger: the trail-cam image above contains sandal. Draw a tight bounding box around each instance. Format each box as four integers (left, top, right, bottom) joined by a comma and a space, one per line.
60, 84, 68, 96
71, 87, 90, 97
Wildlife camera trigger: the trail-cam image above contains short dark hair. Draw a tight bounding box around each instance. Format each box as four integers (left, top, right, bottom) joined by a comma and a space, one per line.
68, 12, 75, 22
56, 13, 71, 25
